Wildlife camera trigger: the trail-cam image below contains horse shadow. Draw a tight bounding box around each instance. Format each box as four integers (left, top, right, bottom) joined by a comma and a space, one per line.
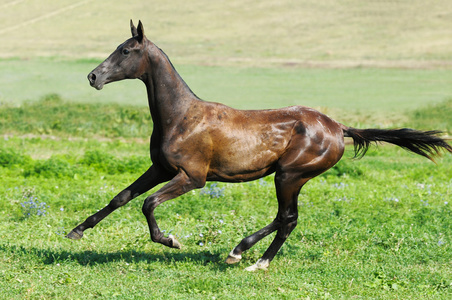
1, 243, 234, 271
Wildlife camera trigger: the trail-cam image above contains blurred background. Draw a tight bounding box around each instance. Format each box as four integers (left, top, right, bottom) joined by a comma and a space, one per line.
2, 0, 452, 64
1, 0, 451, 115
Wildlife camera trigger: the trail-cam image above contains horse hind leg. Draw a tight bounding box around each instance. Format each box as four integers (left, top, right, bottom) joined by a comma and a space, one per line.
225, 218, 281, 264
244, 173, 308, 271
225, 171, 308, 270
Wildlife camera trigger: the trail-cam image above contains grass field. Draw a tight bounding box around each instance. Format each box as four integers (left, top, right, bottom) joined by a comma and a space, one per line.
1, 59, 452, 131
1, 1, 452, 299
0, 96, 451, 299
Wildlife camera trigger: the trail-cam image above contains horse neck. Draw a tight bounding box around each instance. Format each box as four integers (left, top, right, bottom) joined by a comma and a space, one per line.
142, 43, 197, 125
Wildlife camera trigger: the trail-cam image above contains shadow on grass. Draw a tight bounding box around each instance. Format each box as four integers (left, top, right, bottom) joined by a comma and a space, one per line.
0, 243, 236, 271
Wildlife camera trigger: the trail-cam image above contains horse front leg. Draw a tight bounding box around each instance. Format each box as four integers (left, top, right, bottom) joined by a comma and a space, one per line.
141, 170, 205, 249
66, 164, 173, 240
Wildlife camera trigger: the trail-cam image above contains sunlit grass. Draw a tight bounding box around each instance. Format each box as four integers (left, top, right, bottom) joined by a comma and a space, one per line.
0, 97, 451, 298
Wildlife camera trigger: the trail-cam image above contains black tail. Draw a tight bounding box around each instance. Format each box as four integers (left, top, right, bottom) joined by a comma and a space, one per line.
344, 127, 452, 161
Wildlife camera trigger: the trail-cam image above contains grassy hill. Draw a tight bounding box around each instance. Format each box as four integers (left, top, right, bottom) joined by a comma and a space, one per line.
1, 0, 452, 67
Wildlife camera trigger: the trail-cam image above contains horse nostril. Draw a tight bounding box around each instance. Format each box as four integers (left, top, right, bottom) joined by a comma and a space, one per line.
88, 72, 96, 84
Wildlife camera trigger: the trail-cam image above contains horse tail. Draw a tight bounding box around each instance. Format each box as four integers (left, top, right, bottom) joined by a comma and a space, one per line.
342, 126, 452, 161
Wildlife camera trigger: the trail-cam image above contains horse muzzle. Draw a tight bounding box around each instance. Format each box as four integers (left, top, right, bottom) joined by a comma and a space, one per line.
87, 72, 104, 90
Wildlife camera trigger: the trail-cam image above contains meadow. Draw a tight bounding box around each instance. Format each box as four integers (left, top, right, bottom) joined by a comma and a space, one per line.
1, 1, 452, 299
0, 94, 451, 299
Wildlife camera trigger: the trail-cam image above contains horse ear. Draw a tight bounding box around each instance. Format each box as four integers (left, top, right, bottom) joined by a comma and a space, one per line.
130, 20, 138, 37
137, 20, 145, 42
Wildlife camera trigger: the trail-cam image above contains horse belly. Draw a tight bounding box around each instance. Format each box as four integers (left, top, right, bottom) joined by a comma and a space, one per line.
207, 133, 285, 182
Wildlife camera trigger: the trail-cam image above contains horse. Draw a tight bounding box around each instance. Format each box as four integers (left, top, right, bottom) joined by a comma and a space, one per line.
66, 20, 452, 271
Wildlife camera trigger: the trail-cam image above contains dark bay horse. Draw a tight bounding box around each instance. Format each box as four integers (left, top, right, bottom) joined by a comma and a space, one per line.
67, 20, 452, 271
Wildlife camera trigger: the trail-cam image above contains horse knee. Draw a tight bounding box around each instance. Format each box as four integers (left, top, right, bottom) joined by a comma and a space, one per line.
142, 196, 157, 214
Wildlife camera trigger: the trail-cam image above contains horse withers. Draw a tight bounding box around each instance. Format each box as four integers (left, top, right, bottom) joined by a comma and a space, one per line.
67, 20, 452, 271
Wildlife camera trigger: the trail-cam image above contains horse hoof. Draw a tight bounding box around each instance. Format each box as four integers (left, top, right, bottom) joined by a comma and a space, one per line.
245, 259, 269, 272
225, 250, 242, 264
65, 230, 83, 240
168, 235, 181, 249
225, 256, 241, 264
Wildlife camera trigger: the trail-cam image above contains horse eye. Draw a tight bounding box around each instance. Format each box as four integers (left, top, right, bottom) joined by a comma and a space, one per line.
122, 49, 130, 55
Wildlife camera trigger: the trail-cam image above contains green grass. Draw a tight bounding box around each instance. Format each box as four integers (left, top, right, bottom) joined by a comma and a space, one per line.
0, 94, 153, 138
1, 59, 452, 118
0, 96, 451, 299
1, 94, 451, 139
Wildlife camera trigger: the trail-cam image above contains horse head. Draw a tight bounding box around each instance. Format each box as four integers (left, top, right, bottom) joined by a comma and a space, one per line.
87, 20, 150, 90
